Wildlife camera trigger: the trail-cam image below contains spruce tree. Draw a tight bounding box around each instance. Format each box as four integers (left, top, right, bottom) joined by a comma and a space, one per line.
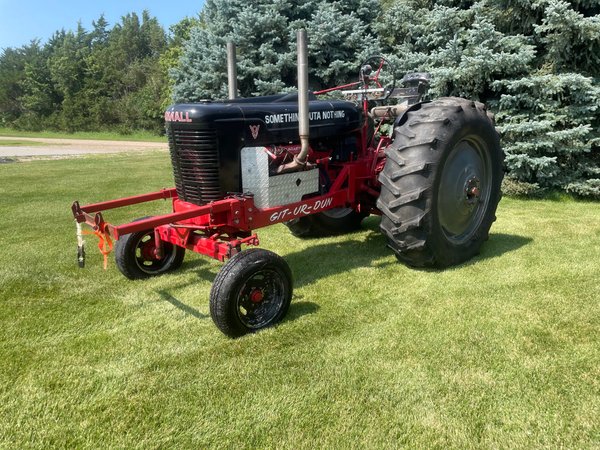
171, 0, 381, 101
378, 0, 600, 197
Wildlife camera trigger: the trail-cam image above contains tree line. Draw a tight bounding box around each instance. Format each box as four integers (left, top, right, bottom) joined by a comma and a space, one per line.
0, 0, 598, 196
0, 11, 197, 134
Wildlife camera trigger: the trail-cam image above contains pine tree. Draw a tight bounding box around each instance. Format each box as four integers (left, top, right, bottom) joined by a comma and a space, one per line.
159, 16, 201, 110
379, 0, 600, 197
0, 44, 36, 126
171, 0, 381, 102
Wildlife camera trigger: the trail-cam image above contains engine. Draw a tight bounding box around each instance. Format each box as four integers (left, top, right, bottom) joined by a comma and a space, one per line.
165, 92, 363, 207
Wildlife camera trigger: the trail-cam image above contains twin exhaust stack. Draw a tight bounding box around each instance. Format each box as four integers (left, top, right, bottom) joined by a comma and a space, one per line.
227, 30, 310, 174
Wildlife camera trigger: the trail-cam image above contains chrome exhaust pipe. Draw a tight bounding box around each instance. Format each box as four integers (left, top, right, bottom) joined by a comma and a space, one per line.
296, 29, 310, 164
277, 29, 310, 173
227, 42, 238, 100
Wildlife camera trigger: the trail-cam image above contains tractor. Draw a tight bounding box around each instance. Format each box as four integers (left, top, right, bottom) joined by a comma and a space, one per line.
72, 30, 504, 337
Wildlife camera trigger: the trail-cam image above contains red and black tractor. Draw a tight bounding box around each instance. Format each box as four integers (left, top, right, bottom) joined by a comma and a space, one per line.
72, 31, 503, 337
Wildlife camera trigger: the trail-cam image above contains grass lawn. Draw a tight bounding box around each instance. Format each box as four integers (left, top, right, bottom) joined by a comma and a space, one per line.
0, 127, 166, 143
0, 152, 598, 448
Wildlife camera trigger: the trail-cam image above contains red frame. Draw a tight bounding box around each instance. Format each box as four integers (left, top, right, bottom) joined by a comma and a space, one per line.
72, 66, 393, 264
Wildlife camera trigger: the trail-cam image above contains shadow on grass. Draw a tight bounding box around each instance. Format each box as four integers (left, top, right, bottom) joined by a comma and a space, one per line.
179, 258, 218, 283
156, 290, 320, 325
153, 227, 531, 331
284, 301, 320, 323
157, 290, 209, 320
480, 233, 533, 259
409, 232, 534, 272
284, 229, 532, 281
285, 232, 392, 287
168, 217, 532, 293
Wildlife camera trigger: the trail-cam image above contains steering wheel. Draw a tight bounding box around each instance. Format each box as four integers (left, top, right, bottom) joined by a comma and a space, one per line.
357, 55, 396, 101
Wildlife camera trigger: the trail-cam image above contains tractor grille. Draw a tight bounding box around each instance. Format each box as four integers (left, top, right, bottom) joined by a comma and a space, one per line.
168, 128, 221, 205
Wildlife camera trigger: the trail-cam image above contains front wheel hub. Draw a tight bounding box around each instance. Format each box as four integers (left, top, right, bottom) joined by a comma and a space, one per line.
140, 239, 160, 261
250, 289, 264, 304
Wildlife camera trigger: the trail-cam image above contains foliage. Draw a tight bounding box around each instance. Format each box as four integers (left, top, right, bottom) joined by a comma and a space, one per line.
378, 0, 600, 197
493, 73, 600, 196
0, 11, 173, 134
377, 2, 536, 100
158, 17, 201, 111
0, 1, 598, 195
171, 0, 381, 101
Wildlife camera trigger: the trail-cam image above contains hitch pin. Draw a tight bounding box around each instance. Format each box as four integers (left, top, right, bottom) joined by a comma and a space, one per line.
76, 221, 85, 268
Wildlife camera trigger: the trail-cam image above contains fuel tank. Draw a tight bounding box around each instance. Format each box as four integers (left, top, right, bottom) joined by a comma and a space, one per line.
165, 93, 363, 206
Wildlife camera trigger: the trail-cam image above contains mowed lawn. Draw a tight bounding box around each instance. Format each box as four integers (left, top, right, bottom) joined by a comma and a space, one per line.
0, 151, 598, 449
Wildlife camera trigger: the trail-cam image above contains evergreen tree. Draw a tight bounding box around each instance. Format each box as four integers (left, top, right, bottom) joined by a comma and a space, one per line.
171, 0, 381, 101
159, 16, 201, 110
379, 0, 600, 197
102, 11, 168, 132
0, 46, 30, 125
19, 39, 61, 129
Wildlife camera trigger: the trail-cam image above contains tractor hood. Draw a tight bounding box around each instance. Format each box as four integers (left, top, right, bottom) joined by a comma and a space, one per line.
164, 93, 363, 144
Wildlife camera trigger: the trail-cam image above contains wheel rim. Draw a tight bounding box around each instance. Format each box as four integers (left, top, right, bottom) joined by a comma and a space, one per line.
134, 233, 175, 274
236, 268, 286, 329
437, 137, 492, 245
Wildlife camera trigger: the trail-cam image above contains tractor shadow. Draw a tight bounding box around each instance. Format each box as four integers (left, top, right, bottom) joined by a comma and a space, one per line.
156, 216, 531, 322
466, 233, 533, 266
283, 216, 533, 283
284, 232, 392, 288
155, 288, 320, 325
157, 289, 209, 320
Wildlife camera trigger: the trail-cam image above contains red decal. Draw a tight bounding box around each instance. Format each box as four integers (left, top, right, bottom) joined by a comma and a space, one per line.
250, 125, 260, 139
269, 197, 334, 222
164, 111, 192, 123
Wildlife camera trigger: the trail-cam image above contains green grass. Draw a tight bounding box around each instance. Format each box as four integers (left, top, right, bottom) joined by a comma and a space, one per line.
1, 152, 599, 448
0, 127, 166, 142
0, 140, 48, 147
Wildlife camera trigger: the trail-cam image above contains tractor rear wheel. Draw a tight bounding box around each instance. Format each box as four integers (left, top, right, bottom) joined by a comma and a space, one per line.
377, 97, 504, 267
285, 208, 367, 237
210, 249, 293, 338
114, 217, 185, 279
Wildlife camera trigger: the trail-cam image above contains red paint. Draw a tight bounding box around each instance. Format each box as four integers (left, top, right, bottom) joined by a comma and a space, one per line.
73, 65, 392, 267
250, 289, 264, 303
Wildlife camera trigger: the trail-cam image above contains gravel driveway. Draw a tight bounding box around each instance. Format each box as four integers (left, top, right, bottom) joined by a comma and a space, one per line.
0, 136, 167, 158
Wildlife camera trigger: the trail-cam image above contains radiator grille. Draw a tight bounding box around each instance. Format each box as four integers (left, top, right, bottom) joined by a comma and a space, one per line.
168, 128, 221, 205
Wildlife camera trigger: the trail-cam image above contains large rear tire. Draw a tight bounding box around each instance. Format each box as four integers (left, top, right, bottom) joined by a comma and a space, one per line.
377, 97, 504, 267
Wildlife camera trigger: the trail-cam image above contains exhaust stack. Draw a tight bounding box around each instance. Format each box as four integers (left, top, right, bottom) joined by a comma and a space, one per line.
227, 42, 238, 100
277, 29, 310, 173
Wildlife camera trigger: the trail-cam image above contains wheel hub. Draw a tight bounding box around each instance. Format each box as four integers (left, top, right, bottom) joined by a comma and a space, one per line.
465, 177, 481, 206
140, 240, 160, 261
236, 268, 286, 329
437, 139, 491, 244
250, 288, 264, 304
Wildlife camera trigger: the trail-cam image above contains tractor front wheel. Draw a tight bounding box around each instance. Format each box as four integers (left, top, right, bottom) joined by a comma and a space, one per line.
114, 217, 185, 279
377, 97, 504, 267
210, 249, 293, 338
